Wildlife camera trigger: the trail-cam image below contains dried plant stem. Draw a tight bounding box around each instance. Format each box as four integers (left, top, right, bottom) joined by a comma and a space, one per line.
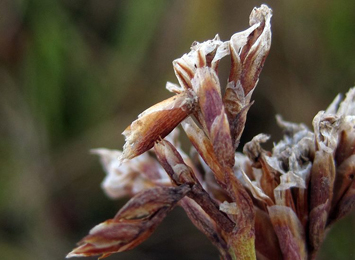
68, 5, 355, 260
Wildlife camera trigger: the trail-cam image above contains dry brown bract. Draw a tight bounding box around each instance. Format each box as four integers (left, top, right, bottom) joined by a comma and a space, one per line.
68, 4, 354, 260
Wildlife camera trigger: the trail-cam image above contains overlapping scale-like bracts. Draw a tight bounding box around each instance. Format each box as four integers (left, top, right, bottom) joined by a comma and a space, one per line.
68, 5, 354, 260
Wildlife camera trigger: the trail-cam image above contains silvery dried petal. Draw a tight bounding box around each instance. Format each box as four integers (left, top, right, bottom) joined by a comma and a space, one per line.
336, 87, 355, 116
313, 111, 342, 153
228, 24, 259, 83
325, 93, 342, 115
273, 171, 305, 212
219, 201, 239, 215
173, 35, 224, 90
211, 40, 230, 69
244, 134, 281, 201
241, 170, 273, 206
273, 115, 314, 167
191, 35, 224, 67
243, 133, 270, 165
165, 81, 184, 94
92, 149, 168, 199
274, 171, 306, 191
276, 115, 310, 137
233, 152, 254, 182
264, 155, 286, 175
264, 116, 313, 223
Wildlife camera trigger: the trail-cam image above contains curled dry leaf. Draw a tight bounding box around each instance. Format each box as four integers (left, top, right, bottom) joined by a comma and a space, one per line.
92, 149, 168, 199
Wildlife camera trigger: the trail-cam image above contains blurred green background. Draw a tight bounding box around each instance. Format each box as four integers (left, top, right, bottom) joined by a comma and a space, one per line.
0, 0, 354, 259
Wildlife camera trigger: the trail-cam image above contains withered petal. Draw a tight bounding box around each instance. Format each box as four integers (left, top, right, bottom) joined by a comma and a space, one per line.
336, 87, 355, 116
165, 81, 184, 94
241, 170, 274, 206
92, 149, 167, 199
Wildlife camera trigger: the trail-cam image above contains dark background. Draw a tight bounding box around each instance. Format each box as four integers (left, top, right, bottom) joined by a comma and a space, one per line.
0, 0, 354, 259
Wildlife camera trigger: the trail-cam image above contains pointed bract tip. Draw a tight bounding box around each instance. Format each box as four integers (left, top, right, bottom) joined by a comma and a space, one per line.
66, 250, 83, 258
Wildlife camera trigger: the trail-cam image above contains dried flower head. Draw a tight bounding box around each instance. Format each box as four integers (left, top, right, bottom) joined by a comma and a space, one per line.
68, 4, 354, 260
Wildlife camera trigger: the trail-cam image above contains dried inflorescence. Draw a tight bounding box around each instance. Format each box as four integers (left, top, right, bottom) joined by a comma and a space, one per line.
68, 5, 355, 260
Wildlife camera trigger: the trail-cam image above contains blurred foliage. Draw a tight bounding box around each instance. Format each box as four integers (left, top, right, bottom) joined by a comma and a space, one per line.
0, 0, 354, 259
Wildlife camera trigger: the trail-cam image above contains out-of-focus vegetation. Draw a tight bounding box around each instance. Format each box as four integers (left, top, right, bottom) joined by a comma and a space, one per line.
0, 0, 354, 259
